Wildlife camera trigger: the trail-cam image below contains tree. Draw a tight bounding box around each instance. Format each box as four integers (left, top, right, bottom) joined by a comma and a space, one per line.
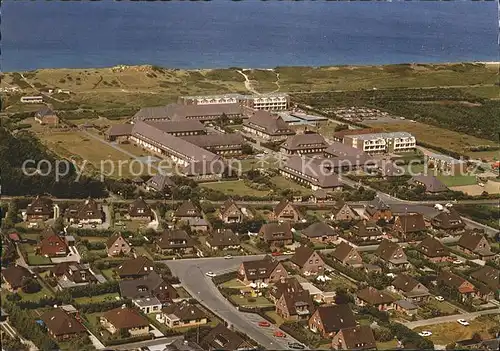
334, 288, 353, 305
21, 277, 41, 294
334, 124, 349, 132
241, 144, 254, 155
53, 216, 65, 233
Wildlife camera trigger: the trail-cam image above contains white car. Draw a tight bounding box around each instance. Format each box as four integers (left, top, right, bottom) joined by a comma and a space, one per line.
434, 296, 445, 302
453, 259, 463, 265
457, 319, 470, 326
224, 255, 233, 259
205, 272, 216, 278
418, 331, 432, 337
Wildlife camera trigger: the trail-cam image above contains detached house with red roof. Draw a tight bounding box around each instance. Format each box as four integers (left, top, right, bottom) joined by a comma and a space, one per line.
37, 233, 68, 257
65, 198, 103, 225
25, 196, 54, 222
308, 304, 357, 338
437, 270, 476, 303
100, 307, 150, 337
272, 199, 301, 222
356, 286, 395, 311
290, 246, 325, 275
457, 231, 495, 261
332, 325, 377, 351
41, 308, 86, 341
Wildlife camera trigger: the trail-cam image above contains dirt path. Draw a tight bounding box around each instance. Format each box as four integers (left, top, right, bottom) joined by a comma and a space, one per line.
271, 70, 281, 93
19, 73, 65, 103
236, 70, 260, 95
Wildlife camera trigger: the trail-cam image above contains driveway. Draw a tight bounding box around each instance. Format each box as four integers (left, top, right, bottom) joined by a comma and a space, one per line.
165, 255, 304, 350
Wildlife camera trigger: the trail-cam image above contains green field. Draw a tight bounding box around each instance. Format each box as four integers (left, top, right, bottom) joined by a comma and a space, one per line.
270, 176, 313, 195
200, 180, 270, 197
437, 175, 477, 187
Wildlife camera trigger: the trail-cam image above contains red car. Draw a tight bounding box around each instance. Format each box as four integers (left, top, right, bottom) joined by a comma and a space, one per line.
258, 321, 271, 327
274, 330, 286, 338
272, 252, 282, 257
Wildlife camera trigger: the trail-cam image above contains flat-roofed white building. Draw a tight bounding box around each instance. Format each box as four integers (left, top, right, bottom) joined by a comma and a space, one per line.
179, 93, 290, 111
344, 132, 416, 154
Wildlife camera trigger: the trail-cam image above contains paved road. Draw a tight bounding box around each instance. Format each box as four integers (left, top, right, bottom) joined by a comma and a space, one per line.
112, 336, 183, 350
404, 308, 500, 329
165, 255, 302, 350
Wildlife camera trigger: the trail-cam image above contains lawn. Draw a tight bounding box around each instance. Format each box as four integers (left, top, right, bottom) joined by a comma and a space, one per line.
437, 175, 477, 187
100, 269, 117, 281
424, 299, 459, 315
18, 284, 54, 302
413, 315, 499, 345
376, 340, 399, 349
270, 176, 312, 195
175, 286, 191, 299
220, 278, 247, 289
240, 156, 281, 172
265, 311, 285, 326
229, 294, 275, 308
26, 253, 52, 265
200, 180, 270, 197
74, 293, 120, 304
132, 245, 154, 259
38, 131, 143, 178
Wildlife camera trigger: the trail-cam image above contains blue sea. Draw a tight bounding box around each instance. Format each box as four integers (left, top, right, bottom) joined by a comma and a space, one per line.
1, 0, 498, 72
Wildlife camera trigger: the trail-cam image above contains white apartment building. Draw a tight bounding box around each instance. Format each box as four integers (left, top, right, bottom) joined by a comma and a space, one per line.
179, 93, 289, 111
344, 132, 416, 154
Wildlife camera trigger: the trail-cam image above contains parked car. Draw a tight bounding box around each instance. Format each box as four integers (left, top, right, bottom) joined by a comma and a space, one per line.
258, 321, 271, 327
273, 330, 286, 338
457, 319, 470, 326
435, 296, 445, 302
224, 255, 233, 259
418, 331, 432, 337
205, 272, 216, 277
271, 252, 282, 257
288, 342, 305, 350
452, 259, 463, 265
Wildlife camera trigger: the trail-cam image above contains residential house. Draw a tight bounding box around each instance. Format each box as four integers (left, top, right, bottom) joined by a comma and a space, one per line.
258, 222, 293, 249
41, 309, 86, 341
343, 131, 416, 154
408, 175, 448, 193
457, 231, 495, 260
427, 153, 466, 175
332, 325, 377, 351
416, 236, 449, 263
301, 222, 338, 245
242, 110, 295, 141
331, 242, 363, 267
437, 270, 476, 302
206, 229, 241, 251
26, 196, 53, 222
390, 274, 430, 303
50, 262, 97, 290
201, 324, 252, 351
290, 246, 325, 275
280, 133, 328, 155
106, 232, 132, 257
237, 256, 288, 285
394, 300, 419, 317
393, 214, 427, 239
276, 287, 315, 321
374, 239, 410, 270
272, 199, 300, 222
1, 265, 34, 292
219, 199, 244, 223
269, 277, 305, 302
133, 297, 163, 315
65, 198, 103, 225
330, 200, 359, 222
471, 266, 500, 301
156, 230, 196, 255
37, 233, 69, 257
350, 220, 384, 243
161, 302, 208, 329
100, 307, 150, 336
128, 197, 153, 221
356, 287, 395, 311
310, 189, 333, 203
119, 271, 178, 305
145, 174, 175, 193
34, 106, 59, 125
308, 304, 357, 338
188, 217, 209, 233
364, 198, 392, 222
431, 208, 466, 232
116, 256, 155, 279
174, 200, 202, 222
